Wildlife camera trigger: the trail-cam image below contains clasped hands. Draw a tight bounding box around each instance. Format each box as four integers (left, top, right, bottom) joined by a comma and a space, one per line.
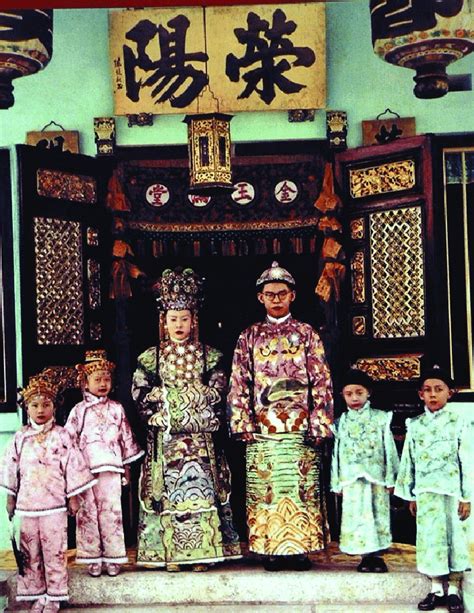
409, 500, 471, 521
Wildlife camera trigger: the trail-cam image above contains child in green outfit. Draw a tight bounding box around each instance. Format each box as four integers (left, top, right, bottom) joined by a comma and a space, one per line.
395, 366, 472, 613
331, 369, 399, 573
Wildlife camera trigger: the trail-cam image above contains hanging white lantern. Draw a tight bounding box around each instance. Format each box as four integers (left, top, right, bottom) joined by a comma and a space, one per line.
370, 0, 474, 98
0, 10, 53, 109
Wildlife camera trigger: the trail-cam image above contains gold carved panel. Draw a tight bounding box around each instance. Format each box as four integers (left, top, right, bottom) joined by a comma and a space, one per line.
34, 218, 84, 345
37, 169, 97, 204
350, 217, 364, 240
351, 251, 365, 304
352, 316, 366, 336
370, 206, 425, 338
349, 159, 416, 199
356, 355, 422, 381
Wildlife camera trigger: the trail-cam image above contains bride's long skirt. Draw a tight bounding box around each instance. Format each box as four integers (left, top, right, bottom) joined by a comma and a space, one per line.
137, 430, 241, 566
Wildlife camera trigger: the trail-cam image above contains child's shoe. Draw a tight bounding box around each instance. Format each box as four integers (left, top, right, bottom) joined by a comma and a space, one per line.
447, 594, 464, 613
192, 564, 208, 572
42, 602, 60, 613
357, 555, 373, 572
166, 563, 180, 572
417, 592, 446, 610
88, 562, 102, 577
106, 563, 121, 576
370, 556, 387, 573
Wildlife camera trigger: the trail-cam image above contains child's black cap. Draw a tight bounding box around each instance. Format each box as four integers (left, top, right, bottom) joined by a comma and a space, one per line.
418, 365, 455, 389
341, 368, 373, 391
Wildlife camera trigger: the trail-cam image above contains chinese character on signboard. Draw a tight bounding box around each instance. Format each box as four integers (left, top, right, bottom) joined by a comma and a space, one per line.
110, 7, 205, 115
188, 194, 212, 208
27, 130, 80, 153
231, 181, 256, 206
274, 180, 299, 204
146, 183, 170, 207
109, 4, 326, 115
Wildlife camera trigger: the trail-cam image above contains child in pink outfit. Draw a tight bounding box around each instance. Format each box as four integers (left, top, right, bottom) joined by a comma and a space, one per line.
1, 374, 97, 613
65, 349, 144, 577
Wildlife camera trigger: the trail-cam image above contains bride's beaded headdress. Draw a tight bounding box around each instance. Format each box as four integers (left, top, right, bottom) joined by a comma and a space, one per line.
153, 267, 204, 342
153, 267, 204, 311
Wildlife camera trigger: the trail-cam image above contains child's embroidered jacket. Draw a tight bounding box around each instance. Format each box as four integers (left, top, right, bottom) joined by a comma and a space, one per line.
0, 422, 97, 516
330, 402, 399, 493
65, 392, 143, 474
395, 406, 473, 502
395, 405, 472, 576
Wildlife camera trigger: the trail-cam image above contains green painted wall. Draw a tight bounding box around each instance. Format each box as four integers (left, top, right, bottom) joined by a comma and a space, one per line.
0, 2, 473, 154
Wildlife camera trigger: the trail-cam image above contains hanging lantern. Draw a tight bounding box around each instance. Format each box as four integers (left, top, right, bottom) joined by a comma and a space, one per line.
184, 113, 233, 195
0, 10, 53, 109
370, 1, 474, 98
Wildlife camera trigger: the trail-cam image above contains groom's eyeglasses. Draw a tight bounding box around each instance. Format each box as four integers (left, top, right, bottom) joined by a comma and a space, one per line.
261, 290, 291, 301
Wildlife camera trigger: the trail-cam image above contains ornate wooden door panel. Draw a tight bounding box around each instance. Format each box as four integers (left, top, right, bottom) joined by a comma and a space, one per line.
17, 145, 111, 383
335, 136, 436, 415
336, 134, 474, 410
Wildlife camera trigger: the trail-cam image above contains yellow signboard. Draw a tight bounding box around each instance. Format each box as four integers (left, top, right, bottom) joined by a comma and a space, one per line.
109, 4, 326, 115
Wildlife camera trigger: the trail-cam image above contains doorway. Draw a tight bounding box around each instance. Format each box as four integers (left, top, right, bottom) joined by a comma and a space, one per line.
125, 252, 331, 541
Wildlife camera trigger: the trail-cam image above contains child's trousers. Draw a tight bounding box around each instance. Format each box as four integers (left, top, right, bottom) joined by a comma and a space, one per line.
76, 471, 128, 564
416, 492, 470, 576
340, 479, 392, 555
16, 512, 68, 602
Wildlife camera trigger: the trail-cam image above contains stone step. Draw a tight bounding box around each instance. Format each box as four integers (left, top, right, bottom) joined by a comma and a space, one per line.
5, 562, 430, 610
3, 605, 457, 613
58, 606, 423, 612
